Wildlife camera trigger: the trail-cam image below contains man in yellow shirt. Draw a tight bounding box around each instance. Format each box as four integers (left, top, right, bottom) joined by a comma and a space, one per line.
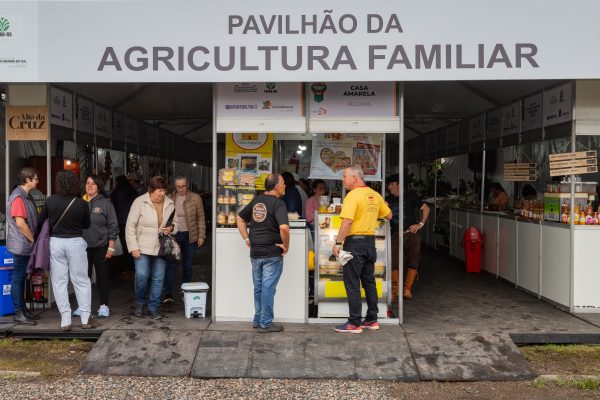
332, 165, 392, 333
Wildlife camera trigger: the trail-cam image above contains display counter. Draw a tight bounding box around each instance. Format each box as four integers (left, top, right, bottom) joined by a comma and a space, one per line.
214, 223, 308, 323
448, 208, 600, 312
313, 213, 391, 319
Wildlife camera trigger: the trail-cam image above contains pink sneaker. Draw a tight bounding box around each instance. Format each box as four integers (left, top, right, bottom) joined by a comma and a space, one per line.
360, 321, 380, 331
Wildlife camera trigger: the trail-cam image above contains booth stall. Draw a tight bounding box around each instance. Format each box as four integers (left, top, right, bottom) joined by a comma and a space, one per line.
409, 80, 600, 313
212, 82, 401, 323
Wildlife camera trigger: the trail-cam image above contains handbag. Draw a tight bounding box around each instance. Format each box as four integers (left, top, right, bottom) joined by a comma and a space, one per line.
158, 210, 182, 262
27, 197, 77, 273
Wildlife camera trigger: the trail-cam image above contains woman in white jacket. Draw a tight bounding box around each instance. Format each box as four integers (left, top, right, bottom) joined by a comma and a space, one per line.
126, 176, 176, 319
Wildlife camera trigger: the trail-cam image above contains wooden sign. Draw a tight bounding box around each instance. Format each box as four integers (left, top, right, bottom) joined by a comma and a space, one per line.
549, 150, 597, 162
504, 163, 537, 181
549, 158, 597, 169
6, 106, 49, 141
550, 165, 599, 177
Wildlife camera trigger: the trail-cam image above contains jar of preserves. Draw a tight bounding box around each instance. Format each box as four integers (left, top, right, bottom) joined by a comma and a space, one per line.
217, 195, 224, 205
227, 211, 236, 225
217, 211, 227, 225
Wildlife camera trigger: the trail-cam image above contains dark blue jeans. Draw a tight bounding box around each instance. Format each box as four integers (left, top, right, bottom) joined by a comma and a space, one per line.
134, 254, 166, 313
11, 254, 29, 312
164, 231, 196, 294
342, 237, 379, 326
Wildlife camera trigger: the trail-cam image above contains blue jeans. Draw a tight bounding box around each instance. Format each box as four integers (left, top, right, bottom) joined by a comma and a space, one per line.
164, 231, 196, 294
11, 254, 29, 312
251, 256, 284, 328
135, 254, 167, 313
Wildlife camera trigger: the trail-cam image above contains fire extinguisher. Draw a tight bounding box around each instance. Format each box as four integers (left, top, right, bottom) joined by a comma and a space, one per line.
31, 273, 43, 301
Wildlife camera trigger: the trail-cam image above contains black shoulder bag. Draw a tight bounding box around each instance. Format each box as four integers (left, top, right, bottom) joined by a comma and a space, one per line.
158, 210, 182, 261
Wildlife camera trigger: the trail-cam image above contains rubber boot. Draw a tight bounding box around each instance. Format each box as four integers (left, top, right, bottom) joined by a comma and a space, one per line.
403, 268, 418, 299
22, 307, 41, 320
14, 309, 36, 325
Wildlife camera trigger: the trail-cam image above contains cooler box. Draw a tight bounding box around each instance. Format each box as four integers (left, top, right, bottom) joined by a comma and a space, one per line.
181, 282, 209, 318
0, 246, 15, 317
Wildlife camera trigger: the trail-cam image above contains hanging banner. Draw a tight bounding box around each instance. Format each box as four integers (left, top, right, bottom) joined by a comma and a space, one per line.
225, 133, 274, 187
544, 83, 572, 127
309, 133, 383, 181
216, 82, 304, 117
50, 87, 73, 128
76, 96, 94, 134
522, 93, 543, 131
112, 112, 125, 141
308, 82, 396, 117
94, 104, 112, 139
125, 117, 138, 145
501, 101, 521, 136
6, 105, 49, 141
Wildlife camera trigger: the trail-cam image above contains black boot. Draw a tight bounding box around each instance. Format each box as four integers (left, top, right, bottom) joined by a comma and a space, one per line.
14, 309, 36, 325
22, 307, 41, 320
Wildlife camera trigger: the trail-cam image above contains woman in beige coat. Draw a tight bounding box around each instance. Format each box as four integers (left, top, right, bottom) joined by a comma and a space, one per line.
126, 176, 176, 319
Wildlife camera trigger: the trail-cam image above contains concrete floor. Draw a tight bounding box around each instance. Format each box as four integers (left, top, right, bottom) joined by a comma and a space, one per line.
2, 242, 600, 380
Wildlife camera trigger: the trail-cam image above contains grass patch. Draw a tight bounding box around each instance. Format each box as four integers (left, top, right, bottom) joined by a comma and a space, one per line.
520, 344, 600, 376
0, 338, 93, 377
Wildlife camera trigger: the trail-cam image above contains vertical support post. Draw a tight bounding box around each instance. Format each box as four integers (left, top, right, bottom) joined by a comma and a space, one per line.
211, 83, 217, 320
398, 82, 404, 325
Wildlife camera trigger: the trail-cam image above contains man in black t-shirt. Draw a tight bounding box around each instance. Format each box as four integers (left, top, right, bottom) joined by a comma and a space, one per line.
237, 174, 290, 333
386, 175, 430, 300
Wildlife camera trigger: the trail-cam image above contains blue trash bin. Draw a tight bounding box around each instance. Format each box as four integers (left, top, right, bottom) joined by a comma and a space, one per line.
0, 246, 14, 317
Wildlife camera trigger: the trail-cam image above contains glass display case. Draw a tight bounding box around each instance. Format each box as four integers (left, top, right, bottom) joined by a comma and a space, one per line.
216, 168, 258, 227
314, 213, 391, 318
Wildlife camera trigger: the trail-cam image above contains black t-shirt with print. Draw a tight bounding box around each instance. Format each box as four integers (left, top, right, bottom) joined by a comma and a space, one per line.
238, 194, 289, 259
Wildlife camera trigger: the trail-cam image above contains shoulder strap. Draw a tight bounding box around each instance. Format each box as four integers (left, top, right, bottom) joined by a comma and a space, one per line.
165, 209, 175, 227
54, 197, 77, 231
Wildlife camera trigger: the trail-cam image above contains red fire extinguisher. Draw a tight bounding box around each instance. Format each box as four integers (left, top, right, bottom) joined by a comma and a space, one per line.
463, 227, 483, 273
31, 273, 43, 301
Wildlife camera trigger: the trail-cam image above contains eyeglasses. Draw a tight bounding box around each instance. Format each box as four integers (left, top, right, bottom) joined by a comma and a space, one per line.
30, 176, 39, 182
176, 185, 188, 189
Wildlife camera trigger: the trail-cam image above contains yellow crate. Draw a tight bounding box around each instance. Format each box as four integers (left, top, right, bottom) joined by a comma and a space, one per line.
323, 279, 383, 298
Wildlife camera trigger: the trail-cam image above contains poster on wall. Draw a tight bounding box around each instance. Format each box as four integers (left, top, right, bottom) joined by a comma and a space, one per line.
544, 83, 572, 127
309, 133, 383, 181
502, 101, 521, 136
50, 87, 73, 128
216, 83, 303, 117
6, 105, 49, 141
522, 93, 543, 131
308, 82, 397, 117
94, 104, 112, 139
76, 96, 93, 134
225, 133, 274, 187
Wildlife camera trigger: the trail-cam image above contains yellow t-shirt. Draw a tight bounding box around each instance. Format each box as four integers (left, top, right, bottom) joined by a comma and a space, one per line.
339, 186, 391, 236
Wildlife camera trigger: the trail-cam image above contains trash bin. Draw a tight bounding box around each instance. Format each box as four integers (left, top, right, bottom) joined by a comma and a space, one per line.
0, 246, 15, 317
463, 227, 482, 273
181, 282, 209, 318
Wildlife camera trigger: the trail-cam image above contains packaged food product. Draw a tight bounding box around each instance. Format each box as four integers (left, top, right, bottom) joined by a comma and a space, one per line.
217, 212, 227, 225
227, 211, 236, 225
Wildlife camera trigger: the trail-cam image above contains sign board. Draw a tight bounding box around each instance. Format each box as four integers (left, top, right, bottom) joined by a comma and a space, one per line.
549, 158, 597, 169
50, 87, 73, 128
216, 82, 304, 117
549, 150, 597, 162
486, 109, 501, 139
522, 93, 543, 131
225, 133, 273, 185
308, 82, 397, 117
550, 166, 598, 177
94, 104, 112, 139
503, 163, 537, 181
501, 101, 520, 136
76, 96, 94, 134
310, 133, 383, 181
6, 105, 49, 141
469, 114, 485, 143
544, 83, 572, 127
4, 1, 600, 82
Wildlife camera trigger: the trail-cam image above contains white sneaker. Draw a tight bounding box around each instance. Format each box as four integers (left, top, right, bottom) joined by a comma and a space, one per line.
72, 308, 81, 317
98, 305, 110, 318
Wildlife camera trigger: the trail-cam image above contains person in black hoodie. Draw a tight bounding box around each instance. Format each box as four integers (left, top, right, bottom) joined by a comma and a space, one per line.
111, 175, 137, 270
38, 171, 94, 331
82, 175, 119, 318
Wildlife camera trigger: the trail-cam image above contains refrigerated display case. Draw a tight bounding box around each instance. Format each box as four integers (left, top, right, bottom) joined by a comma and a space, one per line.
216, 185, 256, 227
314, 213, 391, 318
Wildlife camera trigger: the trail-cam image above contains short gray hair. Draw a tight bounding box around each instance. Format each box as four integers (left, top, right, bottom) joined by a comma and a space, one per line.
346, 164, 364, 180
174, 175, 188, 183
